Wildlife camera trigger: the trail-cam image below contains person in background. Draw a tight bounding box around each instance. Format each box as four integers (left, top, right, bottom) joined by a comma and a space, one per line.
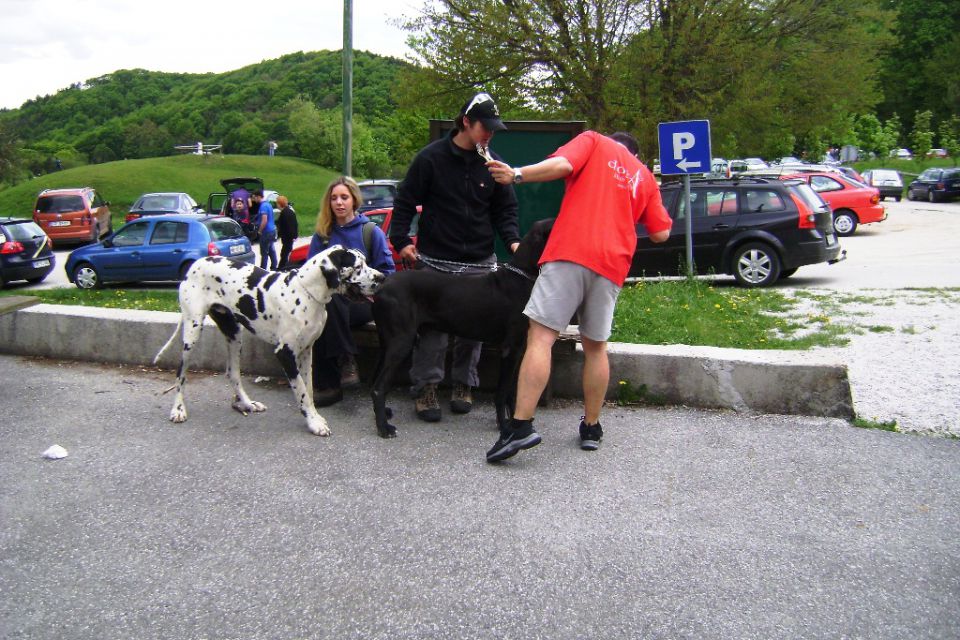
252, 189, 277, 270
390, 91, 521, 423
308, 176, 395, 406
276, 195, 298, 270
483, 130, 672, 463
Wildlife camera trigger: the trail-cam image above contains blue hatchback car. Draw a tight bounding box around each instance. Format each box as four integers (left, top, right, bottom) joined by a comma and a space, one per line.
65, 214, 254, 289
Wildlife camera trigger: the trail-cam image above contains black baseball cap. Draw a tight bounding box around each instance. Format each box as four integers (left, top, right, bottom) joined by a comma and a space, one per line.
462, 92, 507, 132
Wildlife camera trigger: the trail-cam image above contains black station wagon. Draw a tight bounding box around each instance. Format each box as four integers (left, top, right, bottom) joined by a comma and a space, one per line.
630, 177, 845, 287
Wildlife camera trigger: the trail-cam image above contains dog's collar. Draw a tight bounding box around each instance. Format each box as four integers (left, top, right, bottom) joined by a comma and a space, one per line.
499, 263, 537, 282
292, 270, 327, 304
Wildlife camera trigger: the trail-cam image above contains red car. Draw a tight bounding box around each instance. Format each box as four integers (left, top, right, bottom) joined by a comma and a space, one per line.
775, 172, 885, 236
285, 207, 420, 271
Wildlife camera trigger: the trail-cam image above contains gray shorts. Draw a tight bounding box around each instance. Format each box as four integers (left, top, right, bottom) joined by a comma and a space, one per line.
523, 261, 621, 342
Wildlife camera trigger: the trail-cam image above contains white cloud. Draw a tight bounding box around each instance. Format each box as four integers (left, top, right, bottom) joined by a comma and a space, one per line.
0, 0, 418, 109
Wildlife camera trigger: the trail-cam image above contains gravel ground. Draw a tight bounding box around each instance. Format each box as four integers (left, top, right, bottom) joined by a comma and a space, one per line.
788, 287, 960, 437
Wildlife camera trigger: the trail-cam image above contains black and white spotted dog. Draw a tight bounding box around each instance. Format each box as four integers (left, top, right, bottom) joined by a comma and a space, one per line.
154, 246, 385, 436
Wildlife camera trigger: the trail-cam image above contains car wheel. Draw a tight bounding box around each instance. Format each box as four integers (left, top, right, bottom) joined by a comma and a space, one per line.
178, 261, 195, 281
73, 263, 102, 289
895, 195, 902, 202
929, 190, 938, 203
833, 211, 858, 237
907, 188, 915, 201
732, 242, 780, 288
778, 268, 798, 280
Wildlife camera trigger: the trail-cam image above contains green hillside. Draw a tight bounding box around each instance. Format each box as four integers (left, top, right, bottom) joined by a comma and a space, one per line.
2, 154, 339, 231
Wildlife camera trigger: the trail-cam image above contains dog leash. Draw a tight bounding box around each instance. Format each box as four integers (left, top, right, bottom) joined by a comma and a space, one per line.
498, 263, 537, 281
417, 255, 497, 274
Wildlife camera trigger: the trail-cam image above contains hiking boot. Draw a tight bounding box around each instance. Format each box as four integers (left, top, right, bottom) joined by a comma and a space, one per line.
314, 387, 343, 407
579, 418, 603, 451
338, 354, 360, 389
415, 383, 442, 422
486, 418, 542, 463
450, 382, 473, 414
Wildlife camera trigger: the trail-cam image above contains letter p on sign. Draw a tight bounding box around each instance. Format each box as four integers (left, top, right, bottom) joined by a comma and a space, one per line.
673, 132, 695, 160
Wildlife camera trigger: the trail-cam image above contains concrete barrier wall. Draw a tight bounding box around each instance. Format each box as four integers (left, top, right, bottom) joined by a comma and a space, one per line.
0, 303, 855, 420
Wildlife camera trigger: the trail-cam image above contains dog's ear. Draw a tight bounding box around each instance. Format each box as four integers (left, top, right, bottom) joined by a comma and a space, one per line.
327, 247, 359, 272
319, 255, 340, 290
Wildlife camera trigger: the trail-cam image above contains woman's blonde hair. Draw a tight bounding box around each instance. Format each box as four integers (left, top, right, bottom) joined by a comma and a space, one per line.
276, 194, 289, 208
316, 176, 361, 237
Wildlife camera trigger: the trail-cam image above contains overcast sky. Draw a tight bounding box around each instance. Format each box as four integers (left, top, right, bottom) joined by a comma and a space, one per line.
0, 0, 418, 110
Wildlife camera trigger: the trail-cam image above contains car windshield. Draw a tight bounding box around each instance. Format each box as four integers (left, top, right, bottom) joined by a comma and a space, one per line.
4, 221, 46, 241
135, 195, 179, 210
873, 170, 900, 181
204, 218, 243, 240
36, 195, 84, 213
360, 185, 395, 201
787, 182, 828, 210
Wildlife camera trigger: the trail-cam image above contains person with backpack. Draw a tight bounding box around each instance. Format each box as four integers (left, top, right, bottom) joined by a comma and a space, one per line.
307, 176, 395, 406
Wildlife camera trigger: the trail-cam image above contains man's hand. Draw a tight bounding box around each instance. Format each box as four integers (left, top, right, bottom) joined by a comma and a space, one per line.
486, 160, 515, 185
398, 244, 419, 268
509, 242, 520, 253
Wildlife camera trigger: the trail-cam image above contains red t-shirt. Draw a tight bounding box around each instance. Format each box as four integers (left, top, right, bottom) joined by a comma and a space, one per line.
539, 131, 672, 286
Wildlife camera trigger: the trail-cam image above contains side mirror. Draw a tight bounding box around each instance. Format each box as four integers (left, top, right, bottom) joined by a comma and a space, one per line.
102, 238, 114, 248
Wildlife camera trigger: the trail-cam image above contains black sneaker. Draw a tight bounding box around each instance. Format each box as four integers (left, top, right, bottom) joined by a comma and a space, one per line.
579, 419, 603, 451
486, 419, 542, 463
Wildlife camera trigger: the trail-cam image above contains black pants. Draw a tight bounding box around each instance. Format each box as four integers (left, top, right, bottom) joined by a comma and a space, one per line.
278, 235, 295, 269
312, 294, 373, 390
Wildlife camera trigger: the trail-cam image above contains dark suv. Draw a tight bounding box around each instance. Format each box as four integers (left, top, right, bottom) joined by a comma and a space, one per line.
631, 177, 845, 287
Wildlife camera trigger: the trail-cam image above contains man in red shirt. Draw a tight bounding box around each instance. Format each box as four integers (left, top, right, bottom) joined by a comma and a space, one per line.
485, 131, 672, 463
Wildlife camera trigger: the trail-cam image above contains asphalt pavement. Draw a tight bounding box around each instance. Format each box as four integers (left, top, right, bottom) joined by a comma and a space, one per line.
2, 355, 958, 639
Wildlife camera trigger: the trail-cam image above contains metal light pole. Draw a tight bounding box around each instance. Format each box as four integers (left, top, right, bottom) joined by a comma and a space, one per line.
342, 0, 353, 176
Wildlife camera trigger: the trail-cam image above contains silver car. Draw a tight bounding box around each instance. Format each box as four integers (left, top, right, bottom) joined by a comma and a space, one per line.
861, 169, 903, 202
127, 192, 202, 222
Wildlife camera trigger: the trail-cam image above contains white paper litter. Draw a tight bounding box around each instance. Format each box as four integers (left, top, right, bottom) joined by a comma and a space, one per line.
42, 445, 68, 460
254, 376, 271, 384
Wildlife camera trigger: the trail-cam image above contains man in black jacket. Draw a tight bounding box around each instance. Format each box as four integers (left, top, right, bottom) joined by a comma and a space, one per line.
390, 92, 521, 422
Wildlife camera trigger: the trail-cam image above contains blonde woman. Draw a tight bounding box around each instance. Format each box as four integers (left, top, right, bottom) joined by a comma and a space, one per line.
307, 176, 395, 406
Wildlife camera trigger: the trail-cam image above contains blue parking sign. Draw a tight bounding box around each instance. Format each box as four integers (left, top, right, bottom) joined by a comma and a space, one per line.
658, 120, 712, 175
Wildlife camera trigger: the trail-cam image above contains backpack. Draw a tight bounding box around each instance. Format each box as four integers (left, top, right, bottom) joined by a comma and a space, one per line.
317, 220, 377, 257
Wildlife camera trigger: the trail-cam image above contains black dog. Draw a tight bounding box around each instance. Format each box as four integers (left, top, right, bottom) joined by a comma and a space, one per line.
370, 218, 555, 438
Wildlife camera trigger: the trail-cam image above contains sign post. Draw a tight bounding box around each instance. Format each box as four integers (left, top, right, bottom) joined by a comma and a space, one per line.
657, 120, 712, 277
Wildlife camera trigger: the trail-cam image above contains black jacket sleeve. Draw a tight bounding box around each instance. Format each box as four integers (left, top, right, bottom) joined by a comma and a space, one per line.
390, 153, 430, 253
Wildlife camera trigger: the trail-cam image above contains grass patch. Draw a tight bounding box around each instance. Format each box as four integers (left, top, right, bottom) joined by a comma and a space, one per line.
610, 278, 849, 350
852, 417, 899, 432
867, 325, 895, 333
614, 379, 667, 406
0, 288, 180, 312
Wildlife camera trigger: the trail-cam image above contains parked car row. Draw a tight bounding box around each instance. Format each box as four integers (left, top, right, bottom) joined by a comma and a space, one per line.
7, 158, 949, 291
630, 176, 844, 287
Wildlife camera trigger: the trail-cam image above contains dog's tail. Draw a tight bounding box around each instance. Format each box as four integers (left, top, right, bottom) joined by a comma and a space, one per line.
154, 317, 183, 365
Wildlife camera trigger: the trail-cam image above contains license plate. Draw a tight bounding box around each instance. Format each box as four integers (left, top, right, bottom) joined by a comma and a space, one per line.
49, 221, 70, 227
229, 244, 245, 255
34, 259, 50, 268
826, 234, 836, 246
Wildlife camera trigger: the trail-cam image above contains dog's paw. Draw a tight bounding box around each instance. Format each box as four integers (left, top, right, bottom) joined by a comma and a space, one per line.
308, 420, 331, 437
170, 404, 187, 423
377, 422, 398, 438
233, 400, 267, 415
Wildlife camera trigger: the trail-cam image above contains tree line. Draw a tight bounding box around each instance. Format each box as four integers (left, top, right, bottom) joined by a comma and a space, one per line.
1, 0, 958, 188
